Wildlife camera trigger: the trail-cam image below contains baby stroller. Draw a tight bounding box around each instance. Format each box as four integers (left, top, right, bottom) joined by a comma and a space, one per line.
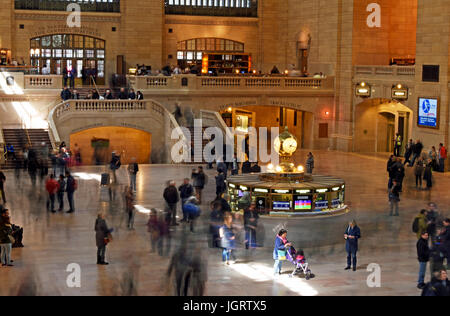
286, 245, 312, 280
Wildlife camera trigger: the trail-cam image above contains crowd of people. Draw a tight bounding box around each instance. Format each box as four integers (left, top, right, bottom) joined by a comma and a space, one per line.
387, 140, 447, 216
413, 203, 450, 295
60, 86, 144, 101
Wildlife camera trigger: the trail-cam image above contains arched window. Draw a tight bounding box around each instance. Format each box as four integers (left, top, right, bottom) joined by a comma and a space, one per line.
30, 34, 106, 85
177, 38, 244, 63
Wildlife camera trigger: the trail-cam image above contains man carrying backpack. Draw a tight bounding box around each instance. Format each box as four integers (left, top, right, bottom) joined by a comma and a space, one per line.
413, 210, 429, 239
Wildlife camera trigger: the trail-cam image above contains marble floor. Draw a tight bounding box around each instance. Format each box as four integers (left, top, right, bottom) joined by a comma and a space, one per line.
0, 149, 449, 296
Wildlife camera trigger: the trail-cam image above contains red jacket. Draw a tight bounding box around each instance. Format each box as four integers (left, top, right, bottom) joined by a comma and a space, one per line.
46, 178, 60, 194
440, 146, 447, 159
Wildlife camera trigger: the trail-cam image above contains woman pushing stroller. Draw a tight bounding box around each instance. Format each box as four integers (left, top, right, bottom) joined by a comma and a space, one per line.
273, 229, 313, 279
273, 229, 291, 276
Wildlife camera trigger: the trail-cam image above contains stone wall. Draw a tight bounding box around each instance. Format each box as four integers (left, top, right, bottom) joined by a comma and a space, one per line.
352, 0, 417, 65
0, 0, 12, 50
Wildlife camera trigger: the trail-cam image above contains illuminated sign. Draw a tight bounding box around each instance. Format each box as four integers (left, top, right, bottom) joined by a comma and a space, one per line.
418, 97, 439, 129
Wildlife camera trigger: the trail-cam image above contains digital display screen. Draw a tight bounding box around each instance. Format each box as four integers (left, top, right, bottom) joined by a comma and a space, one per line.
332, 199, 341, 207
238, 190, 244, 197
273, 201, 290, 210
295, 200, 312, 210
418, 98, 438, 128
315, 200, 328, 210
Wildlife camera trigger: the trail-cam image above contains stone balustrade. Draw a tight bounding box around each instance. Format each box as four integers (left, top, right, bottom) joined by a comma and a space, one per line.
54, 100, 151, 118
24, 75, 62, 89
128, 74, 334, 91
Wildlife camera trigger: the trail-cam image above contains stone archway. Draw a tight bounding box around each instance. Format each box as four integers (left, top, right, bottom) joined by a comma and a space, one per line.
354, 98, 413, 153
69, 126, 151, 165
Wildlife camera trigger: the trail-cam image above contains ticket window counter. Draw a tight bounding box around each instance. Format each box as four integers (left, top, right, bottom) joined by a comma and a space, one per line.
330, 190, 345, 209
314, 190, 329, 211
271, 190, 293, 212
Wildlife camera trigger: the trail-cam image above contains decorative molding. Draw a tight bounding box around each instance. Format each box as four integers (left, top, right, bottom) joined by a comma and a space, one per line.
165, 18, 258, 27
27, 24, 103, 38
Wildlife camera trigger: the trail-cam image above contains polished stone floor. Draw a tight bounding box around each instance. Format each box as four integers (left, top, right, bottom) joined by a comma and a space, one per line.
0, 149, 449, 296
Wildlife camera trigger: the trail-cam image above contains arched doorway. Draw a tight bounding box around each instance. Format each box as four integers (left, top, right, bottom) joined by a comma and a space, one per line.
69, 126, 151, 165
30, 34, 106, 85
355, 98, 412, 153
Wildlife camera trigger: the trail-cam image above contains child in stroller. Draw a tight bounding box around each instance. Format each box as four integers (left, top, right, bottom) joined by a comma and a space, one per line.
286, 245, 312, 280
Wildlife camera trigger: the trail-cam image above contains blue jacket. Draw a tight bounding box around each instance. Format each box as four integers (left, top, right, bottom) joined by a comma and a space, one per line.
220, 225, 235, 249
345, 225, 361, 253
273, 236, 287, 260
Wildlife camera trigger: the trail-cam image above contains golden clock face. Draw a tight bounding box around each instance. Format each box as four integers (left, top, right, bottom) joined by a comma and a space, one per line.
274, 137, 281, 154
282, 137, 298, 154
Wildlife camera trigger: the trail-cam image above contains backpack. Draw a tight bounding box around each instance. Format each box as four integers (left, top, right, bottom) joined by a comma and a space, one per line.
412, 216, 420, 233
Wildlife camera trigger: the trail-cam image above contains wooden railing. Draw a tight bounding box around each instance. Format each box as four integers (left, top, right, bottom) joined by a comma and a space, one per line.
128, 75, 334, 91
25, 75, 62, 89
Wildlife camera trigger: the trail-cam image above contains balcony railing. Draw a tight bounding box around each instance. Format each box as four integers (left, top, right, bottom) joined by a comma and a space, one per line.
25, 75, 62, 89
164, 0, 258, 17
14, 0, 120, 12
128, 75, 334, 92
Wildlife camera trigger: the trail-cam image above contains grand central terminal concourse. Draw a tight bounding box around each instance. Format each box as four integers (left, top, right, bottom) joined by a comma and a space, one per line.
0, 0, 450, 298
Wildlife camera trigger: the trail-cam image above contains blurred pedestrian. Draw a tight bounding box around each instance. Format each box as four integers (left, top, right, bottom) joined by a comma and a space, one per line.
215, 170, 226, 199
178, 178, 194, 222
57, 174, 66, 212
219, 212, 235, 265
306, 152, 314, 174
414, 157, 424, 189
438, 143, 447, 172
244, 201, 259, 249
124, 186, 135, 230
210, 201, 224, 248
389, 179, 401, 216
147, 209, 159, 253
191, 167, 206, 204
127, 157, 139, 192
0, 169, 6, 204
45, 174, 59, 213
424, 159, 433, 190
163, 181, 179, 226
95, 213, 113, 265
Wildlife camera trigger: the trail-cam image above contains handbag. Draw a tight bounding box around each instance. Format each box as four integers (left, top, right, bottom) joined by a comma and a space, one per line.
277, 249, 287, 261
104, 234, 112, 245
8, 234, 15, 245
